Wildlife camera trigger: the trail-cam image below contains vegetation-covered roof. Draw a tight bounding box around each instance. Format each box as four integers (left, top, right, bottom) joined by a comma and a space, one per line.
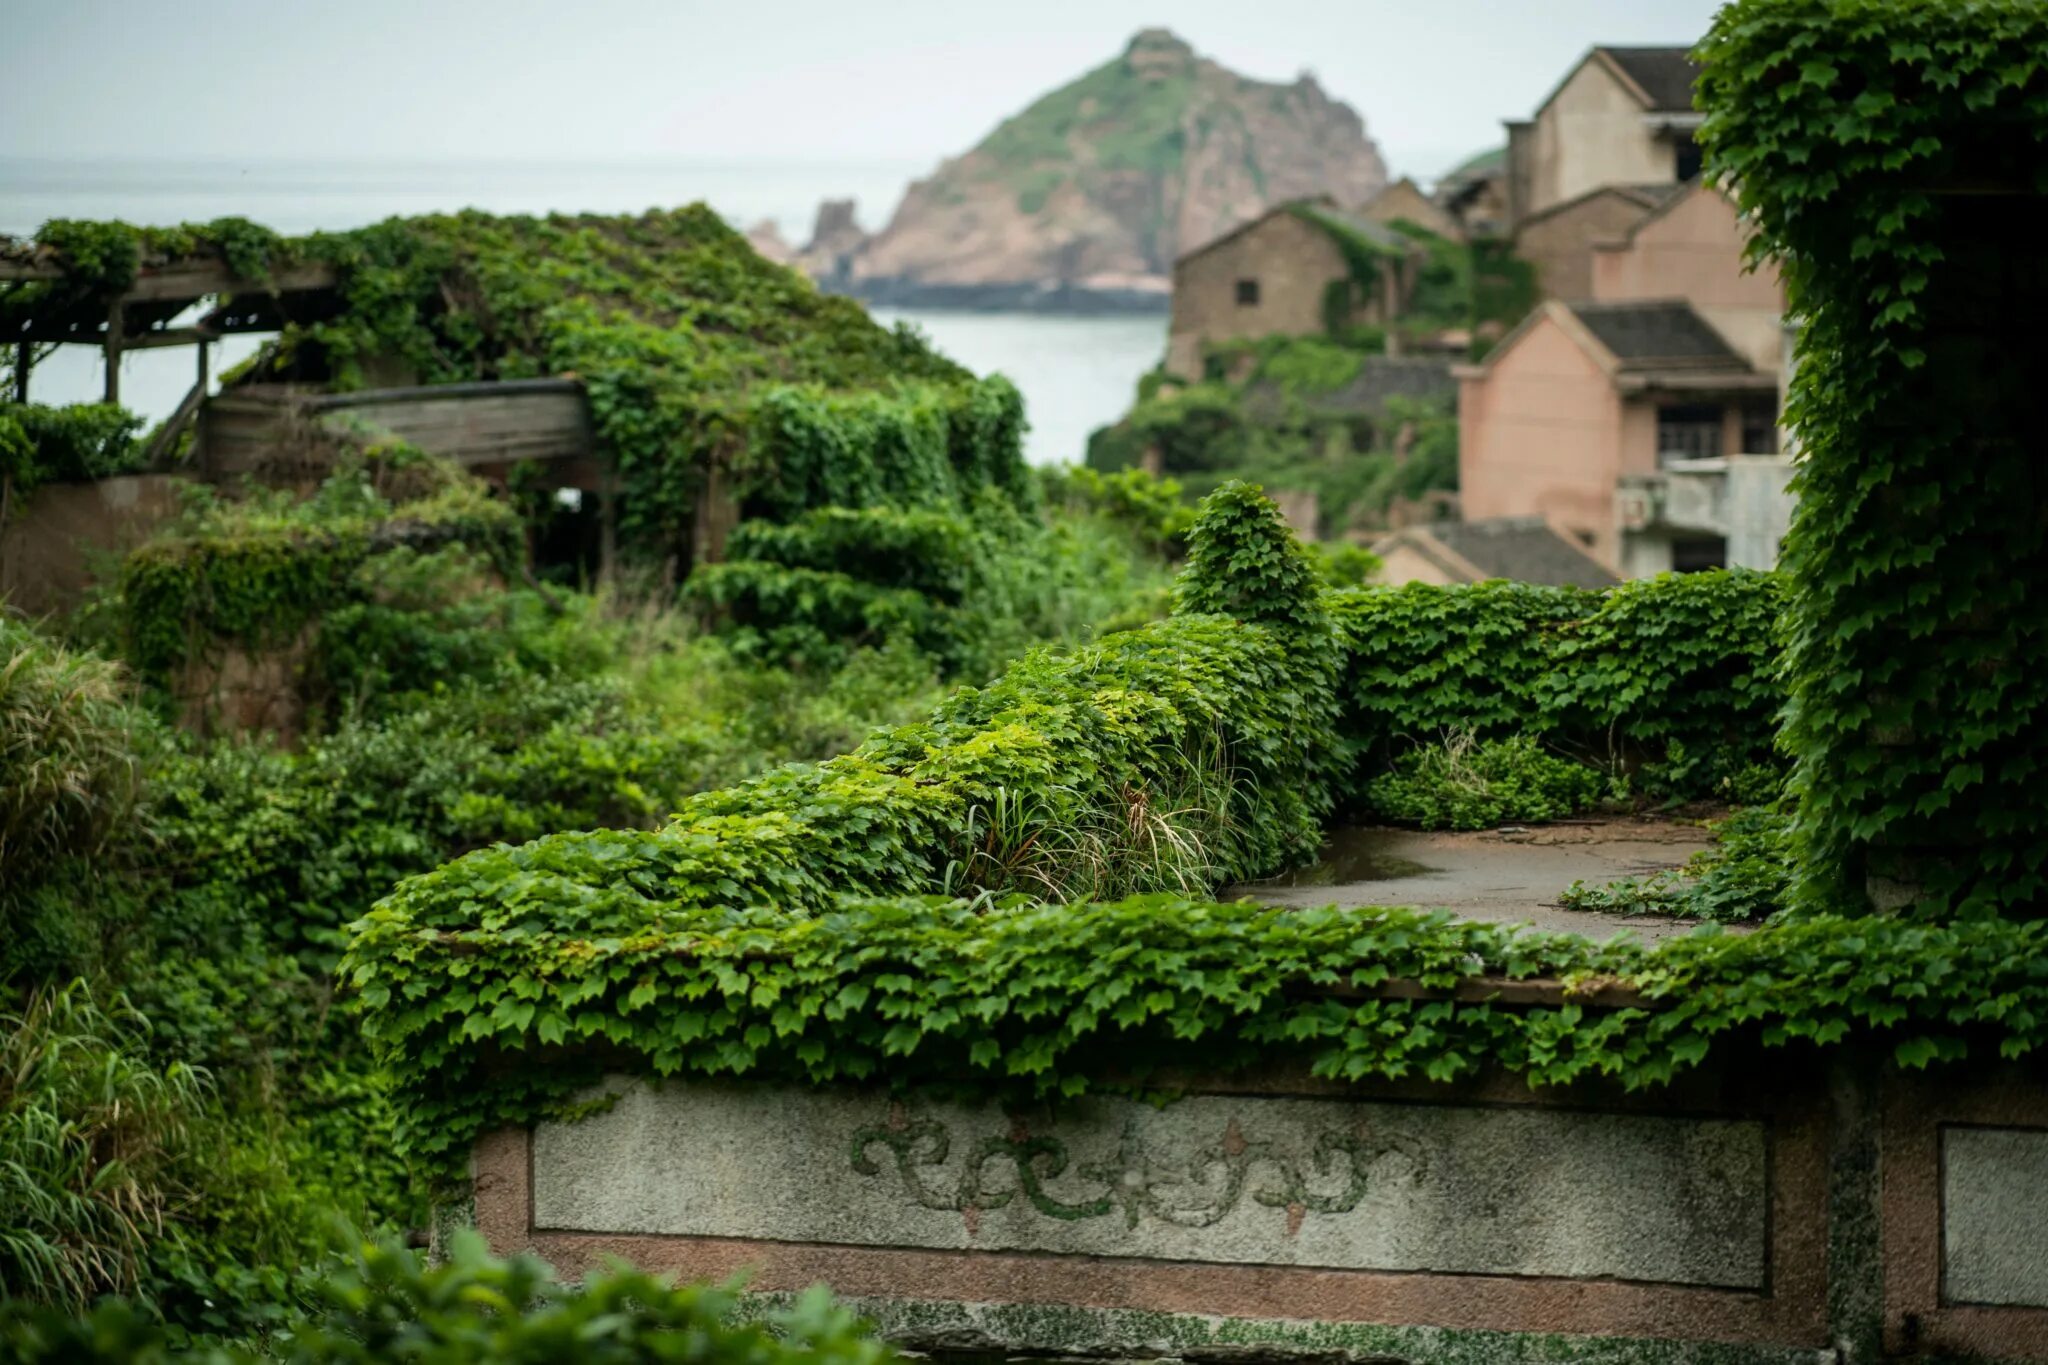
5, 208, 990, 553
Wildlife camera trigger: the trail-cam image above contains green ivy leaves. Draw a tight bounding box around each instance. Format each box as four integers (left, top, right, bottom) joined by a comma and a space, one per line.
1700, 0, 2048, 917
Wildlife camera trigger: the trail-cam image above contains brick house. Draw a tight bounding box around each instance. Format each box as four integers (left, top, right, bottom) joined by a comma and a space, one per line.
1163, 200, 1414, 379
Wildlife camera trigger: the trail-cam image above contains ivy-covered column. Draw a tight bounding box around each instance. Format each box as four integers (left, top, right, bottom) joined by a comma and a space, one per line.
1700, 0, 2048, 918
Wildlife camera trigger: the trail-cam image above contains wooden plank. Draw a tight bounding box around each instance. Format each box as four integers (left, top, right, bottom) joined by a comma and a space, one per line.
12, 341, 26, 403
141, 379, 207, 468
0, 257, 67, 283
114, 326, 220, 353
103, 301, 123, 404
120, 259, 337, 303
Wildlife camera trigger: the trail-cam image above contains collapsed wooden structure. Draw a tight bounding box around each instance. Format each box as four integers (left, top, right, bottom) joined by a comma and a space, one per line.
0, 242, 636, 589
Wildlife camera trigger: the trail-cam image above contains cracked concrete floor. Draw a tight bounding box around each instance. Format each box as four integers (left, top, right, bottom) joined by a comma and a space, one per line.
1228, 819, 1725, 943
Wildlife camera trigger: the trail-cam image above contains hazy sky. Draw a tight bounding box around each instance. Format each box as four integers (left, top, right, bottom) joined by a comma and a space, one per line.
5, 0, 1723, 180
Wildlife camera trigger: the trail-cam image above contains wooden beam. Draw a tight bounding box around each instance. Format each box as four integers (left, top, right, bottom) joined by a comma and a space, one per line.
103, 301, 123, 405
12, 340, 26, 403
0, 257, 67, 284
120, 259, 337, 303
115, 326, 221, 352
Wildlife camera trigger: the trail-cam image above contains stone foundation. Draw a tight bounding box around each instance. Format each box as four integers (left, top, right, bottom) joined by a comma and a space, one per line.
465, 1055, 2048, 1363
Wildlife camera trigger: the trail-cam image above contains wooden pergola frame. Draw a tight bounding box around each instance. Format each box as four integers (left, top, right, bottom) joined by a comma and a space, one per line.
2, 251, 340, 458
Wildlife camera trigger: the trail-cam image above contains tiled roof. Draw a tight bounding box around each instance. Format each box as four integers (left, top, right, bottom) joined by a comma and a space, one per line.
1566, 300, 1746, 371
1429, 517, 1619, 588
1597, 46, 1700, 113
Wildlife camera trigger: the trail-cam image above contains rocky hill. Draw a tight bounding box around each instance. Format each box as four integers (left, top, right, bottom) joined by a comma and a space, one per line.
808, 29, 1387, 310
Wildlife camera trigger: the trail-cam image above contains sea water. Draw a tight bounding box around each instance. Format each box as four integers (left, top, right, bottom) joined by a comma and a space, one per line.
0, 157, 1163, 465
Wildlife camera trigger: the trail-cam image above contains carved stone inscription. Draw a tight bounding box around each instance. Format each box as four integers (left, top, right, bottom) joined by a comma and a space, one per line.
530, 1082, 1768, 1288
1942, 1125, 2048, 1308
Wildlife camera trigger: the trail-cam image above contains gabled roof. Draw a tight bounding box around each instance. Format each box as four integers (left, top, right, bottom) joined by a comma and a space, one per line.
1514, 181, 1674, 232
1526, 44, 1701, 122
1459, 299, 1762, 386
1566, 299, 1743, 371
1376, 517, 1619, 588
1175, 197, 1403, 267
1596, 47, 1700, 113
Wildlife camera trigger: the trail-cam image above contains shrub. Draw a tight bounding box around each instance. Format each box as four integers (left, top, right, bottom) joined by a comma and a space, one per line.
1329, 572, 1787, 806
0, 402, 147, 494
1174, 479, 1326, 633
1366, 733, 1604, 830
1040, 465, 1195, 557
0, 1233, 895, 1365
0, 617, 144, 877
1561, 801, 1793, 923
119, 455, 518, 683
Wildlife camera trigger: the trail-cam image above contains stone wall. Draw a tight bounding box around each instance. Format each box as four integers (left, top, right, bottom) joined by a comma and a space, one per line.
0, 473, 183, 615
1166, 214, 1348, 379
466, 1053, 2048, 1362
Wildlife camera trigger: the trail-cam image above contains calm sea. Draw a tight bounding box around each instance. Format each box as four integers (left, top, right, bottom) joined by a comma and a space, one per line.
0, 157, 1163, 465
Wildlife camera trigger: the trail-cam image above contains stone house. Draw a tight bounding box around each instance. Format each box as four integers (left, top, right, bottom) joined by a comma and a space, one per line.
1359, 177, 1464, 241
1513, 183, 1673, 302
1163, 200, 1414, 379
1504, 47, 1703, 229
1434, 149, 1510, 239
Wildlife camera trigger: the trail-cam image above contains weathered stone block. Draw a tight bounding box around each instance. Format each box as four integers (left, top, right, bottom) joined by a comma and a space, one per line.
1941, 1124, 2048, 1308
531, 1081, 1767, 1289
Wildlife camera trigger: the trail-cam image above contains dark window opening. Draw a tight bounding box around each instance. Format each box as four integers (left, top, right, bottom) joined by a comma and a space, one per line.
1672, 537, 1728, 573
1740, 401, 1779, 454
1657, 402, 1724, 465
530, 485, 605, 586
1235, 278, 1260, 306
1674, 134, 1704, 182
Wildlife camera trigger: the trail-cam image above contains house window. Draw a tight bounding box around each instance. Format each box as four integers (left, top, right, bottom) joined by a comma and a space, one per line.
1674, 134, 1704, 181
1657, 403, 1724, 465
1740, 401, 1779, 454
1672, 537, 1728, 573
1235, 279, 1260, 306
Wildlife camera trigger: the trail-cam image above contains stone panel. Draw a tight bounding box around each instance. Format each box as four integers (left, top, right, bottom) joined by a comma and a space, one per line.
531, 1082, 1768, 1289
1942, 1124, 2048, 1308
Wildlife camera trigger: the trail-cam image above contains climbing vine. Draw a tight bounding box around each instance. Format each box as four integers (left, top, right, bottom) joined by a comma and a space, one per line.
4, 208, 1013, 561
1699, 0, 2048, 918
346, 888, 2048, 1182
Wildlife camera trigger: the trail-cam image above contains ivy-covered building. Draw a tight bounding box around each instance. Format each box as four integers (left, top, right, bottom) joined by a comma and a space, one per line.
1162, 199, 1420, 379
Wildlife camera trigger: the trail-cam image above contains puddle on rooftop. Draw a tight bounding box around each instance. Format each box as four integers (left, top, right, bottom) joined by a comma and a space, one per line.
1253, 826, 1437, 888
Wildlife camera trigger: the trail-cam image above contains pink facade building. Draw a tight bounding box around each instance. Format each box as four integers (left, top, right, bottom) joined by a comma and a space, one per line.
1456, 181, 1793, 576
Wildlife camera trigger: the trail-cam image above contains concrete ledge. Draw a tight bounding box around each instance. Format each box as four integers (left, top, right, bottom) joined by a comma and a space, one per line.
473, 1066, 1831, 1353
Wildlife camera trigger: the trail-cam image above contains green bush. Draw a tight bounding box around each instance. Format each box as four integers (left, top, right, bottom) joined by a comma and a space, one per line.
0, 402, 147, 494
1366, 733, 1604, 831
350, 887, 2048, 1194
0, 1233, 895, 1365
690, 488, 1175, 678
119, 456, 518, 683
1040, 465, 1195, 557
1174, 479, 1327, 633
1330, 572, 1788, 805
1561, 801, 1793, 924
348, 485, 1343, 1174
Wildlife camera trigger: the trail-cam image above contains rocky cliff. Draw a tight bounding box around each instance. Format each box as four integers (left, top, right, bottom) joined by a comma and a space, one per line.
811, 29, 1387, 309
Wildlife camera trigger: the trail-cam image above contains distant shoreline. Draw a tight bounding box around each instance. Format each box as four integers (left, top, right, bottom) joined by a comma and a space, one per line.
825, 279, 1171, 316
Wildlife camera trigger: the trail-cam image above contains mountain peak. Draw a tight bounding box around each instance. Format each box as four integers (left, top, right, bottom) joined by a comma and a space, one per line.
837, 32, 1387, 295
